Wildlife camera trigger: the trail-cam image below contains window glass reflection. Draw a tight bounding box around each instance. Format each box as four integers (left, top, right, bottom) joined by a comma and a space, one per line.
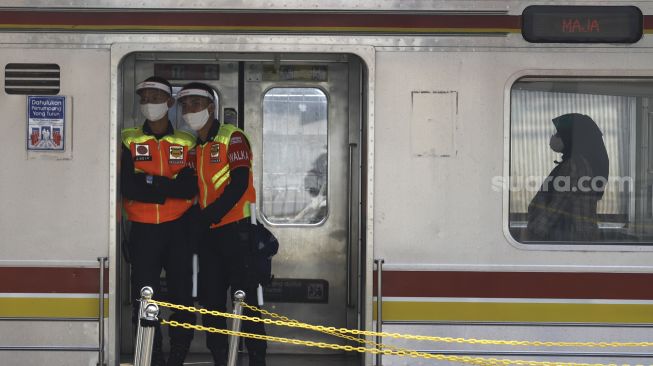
509, 79, 653, 244
262, 88, 328, 224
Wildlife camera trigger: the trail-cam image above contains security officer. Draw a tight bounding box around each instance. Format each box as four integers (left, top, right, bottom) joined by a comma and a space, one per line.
121, 76, 197, 366
177, 82, 267, 366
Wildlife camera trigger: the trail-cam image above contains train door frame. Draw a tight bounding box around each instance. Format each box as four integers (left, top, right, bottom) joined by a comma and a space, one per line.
109, 41, 376, 366
243, 58, 358, 351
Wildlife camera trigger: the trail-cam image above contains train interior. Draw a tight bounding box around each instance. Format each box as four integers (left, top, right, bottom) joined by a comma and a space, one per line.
508, 77, 653, 245
117, 51, 366, 364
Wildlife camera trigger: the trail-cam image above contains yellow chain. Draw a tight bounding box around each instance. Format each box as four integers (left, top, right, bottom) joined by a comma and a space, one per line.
161, 319, 649, 366
162, 319, 488, 365
240, 300, 413, 355
160, 299, 413, 357
153, 300, 653, 348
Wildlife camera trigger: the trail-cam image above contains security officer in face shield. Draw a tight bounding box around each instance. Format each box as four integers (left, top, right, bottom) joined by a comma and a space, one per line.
120, 76, 197, 366
177, 82, 267, 366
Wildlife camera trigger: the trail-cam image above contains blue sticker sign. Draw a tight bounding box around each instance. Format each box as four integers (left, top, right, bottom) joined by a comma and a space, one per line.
27, 96, 65, 151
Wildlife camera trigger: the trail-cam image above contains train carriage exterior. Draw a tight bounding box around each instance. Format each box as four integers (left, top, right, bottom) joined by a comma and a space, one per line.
1, 1, 653, 365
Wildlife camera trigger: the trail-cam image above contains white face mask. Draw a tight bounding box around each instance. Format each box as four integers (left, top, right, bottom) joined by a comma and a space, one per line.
549, 135, 565, 153
183, 108, 210, 130
140, 103, 169, 121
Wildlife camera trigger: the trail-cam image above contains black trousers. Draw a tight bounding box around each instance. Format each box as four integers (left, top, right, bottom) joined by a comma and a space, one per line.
199, 219, 267, 354
130, 214, 196, 349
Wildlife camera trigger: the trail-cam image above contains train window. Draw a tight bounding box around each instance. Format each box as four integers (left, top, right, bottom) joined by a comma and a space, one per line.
508, 77, 653, 245
261, 87, 328, 225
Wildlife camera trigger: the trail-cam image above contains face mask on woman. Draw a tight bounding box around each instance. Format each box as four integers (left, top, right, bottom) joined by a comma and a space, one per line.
549, 134, 565, 153
183, 108, 210, 130
140, 102, 169, 121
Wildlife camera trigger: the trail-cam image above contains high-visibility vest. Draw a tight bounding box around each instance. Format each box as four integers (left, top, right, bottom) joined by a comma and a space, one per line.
121, 127, 196, 224
196, 123, 256, 228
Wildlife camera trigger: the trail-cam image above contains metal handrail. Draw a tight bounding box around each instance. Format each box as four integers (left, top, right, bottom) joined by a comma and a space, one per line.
97, 257, 107, 366
417, 350, 653, 358
0, 346, 100, 352
346, 143, 357, 308
0, 318, 99, 322
383, 320, 653, 328
374, 258, 384, 366
414, 350, 653, 358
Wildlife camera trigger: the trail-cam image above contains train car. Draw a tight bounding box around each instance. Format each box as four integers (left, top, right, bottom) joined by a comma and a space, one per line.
1, 0, 653, 365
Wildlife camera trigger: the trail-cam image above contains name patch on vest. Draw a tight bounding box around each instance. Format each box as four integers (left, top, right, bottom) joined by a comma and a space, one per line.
210, 144, 220, 163
134, 144, 152, 161
228, 150, 249, 162
169, 145, 185, 164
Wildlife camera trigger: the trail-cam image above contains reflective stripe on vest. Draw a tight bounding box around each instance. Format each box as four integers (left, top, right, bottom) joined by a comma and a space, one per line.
121, 126, 196, 224
211, 165, 231, 191
197, 123, 256, 228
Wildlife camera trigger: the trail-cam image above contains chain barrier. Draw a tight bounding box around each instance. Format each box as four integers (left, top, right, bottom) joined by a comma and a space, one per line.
241, 300, 414, 354
153, 299, 653, 348
156, 298, 422, 362
238, 298, 414, 355
161, 319, 651, 366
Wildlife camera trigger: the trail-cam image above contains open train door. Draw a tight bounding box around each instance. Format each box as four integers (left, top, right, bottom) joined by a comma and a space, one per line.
116, 50, 367, 364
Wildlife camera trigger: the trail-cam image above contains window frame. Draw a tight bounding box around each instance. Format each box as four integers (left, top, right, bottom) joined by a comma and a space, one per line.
503, 70, 653, 252
259, 85, 331, 227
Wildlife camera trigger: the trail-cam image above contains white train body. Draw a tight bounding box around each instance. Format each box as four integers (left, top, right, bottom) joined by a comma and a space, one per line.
1, 1, 653, 365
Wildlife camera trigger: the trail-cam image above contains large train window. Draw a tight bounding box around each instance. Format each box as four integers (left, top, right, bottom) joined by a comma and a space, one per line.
508, 77, 653, 245
261, 87, 328, 225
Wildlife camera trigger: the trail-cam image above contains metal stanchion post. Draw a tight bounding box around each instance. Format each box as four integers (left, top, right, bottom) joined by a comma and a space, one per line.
135, 303, 160, 366
375, 259, 385, 366
134, 286, 154, 366
227, 290, 246, 366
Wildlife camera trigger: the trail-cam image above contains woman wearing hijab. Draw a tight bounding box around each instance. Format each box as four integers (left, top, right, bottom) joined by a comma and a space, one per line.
525, 113, 609, 242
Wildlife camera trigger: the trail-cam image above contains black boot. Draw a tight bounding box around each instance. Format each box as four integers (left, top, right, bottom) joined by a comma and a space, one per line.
166, 343, 189, 366
151, 325, 166, 366
151, 346, 166, 366
210, 348, 227, 366
248, 351, 266, 366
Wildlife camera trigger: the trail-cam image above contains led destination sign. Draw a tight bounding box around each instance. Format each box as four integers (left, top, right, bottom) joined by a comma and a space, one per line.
522, 6, 643, 43
154, 63, 220, 80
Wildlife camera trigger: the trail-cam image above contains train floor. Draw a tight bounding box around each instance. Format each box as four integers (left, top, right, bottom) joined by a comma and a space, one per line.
121, 353, 360, 365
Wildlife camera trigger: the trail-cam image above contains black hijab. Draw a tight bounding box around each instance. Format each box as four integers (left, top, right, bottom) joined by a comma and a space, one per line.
551, 113, 609, 198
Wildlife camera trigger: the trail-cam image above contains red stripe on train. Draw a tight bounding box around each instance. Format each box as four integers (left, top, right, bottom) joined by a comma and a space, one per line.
3, 10, 653, 32
644, 15, 653, 28
0, 10, 521, 30
374, 271, 653, 300
0, 267, 108, 294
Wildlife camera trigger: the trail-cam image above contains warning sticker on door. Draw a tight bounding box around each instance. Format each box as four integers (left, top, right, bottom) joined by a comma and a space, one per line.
263, 278, 329, 303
